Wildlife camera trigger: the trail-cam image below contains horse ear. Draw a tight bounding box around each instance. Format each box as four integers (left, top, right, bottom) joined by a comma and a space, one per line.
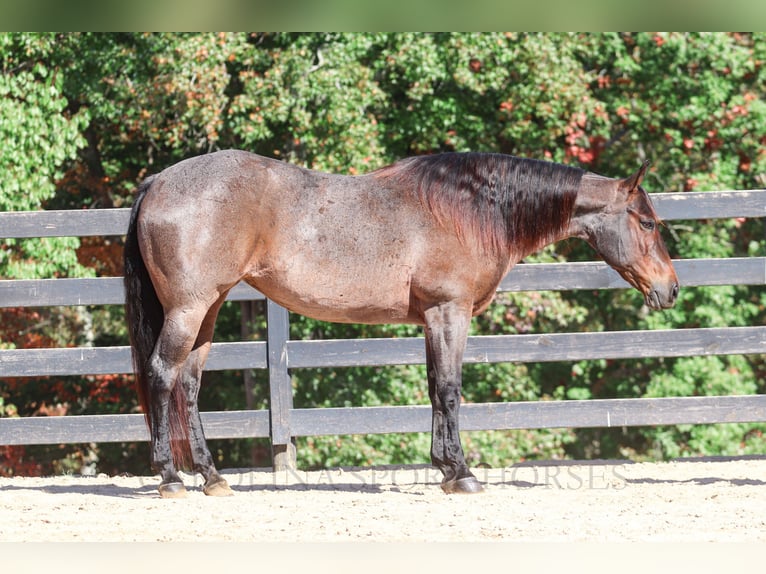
620, 160, 650, 192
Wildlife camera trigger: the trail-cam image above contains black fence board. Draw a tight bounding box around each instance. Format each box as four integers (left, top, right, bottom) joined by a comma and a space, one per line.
200, 410, 270, 439
0, 341, 268, 377
650, 190, 766, 220
0, 278, 264, 308
0, 277, 123, 307
460, 326, 766, 363
3, 395, 764, 445
0, 410, 270, 445
2, 257, 763, 308
285, 326, 766, 369
499, 257, 765, 292
0, 209, 131, 238
1, 191, 763, 240
1, 327, 761, 378
291, 395, 766, 436
0, 346, 133, 377
0, 413, 149, 445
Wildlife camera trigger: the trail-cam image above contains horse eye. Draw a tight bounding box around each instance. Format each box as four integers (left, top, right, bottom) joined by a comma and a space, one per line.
640, 220, 656, 231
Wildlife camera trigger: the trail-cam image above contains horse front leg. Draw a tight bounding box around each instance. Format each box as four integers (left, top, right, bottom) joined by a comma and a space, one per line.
424, 303, 484, 494
147, 305, 211, 498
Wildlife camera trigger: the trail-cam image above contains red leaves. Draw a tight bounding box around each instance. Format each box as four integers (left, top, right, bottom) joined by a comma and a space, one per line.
499, 100, 514, 113
563, 113, 605, 166
738, 152, 752, 172
0, 308, 58, 349
84, 373, 135, 406
0, 446, 43, 477
76, 236, 124, 276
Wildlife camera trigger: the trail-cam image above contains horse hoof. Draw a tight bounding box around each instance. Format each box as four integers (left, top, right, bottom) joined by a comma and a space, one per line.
441, 476, 484, 494
203, 478, 234, 497
158, 482, 188, 499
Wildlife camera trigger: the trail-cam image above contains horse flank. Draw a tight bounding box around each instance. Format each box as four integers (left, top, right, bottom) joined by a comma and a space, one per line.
376, 152, 584, 257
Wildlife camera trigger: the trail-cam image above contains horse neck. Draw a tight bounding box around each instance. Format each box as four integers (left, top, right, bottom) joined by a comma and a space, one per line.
502, 164, 583, 259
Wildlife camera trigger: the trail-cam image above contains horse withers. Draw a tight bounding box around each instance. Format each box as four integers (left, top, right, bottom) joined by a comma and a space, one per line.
123, 150, 678, 498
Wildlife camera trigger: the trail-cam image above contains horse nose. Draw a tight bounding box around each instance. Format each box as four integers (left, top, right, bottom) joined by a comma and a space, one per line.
649, 280, 679, 310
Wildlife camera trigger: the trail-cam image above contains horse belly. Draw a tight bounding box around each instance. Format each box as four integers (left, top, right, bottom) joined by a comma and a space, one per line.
254, 255, 415, 324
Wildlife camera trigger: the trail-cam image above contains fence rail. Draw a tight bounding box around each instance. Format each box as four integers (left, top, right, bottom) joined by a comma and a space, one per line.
0, 257, 762, 309
1, 189, 764, 469
0, 326, 762, 378
3, 395, 766, 446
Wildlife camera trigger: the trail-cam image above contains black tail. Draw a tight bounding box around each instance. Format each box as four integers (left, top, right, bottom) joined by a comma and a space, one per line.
123, 176, 190, 468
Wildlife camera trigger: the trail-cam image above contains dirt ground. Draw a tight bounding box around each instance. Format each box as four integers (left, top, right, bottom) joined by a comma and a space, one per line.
2, 457, 765, 542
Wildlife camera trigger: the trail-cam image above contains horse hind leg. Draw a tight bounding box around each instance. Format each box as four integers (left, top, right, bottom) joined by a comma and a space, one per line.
146, 305, 212, 498
179, 357, 233, 496
179, 295, 234, 497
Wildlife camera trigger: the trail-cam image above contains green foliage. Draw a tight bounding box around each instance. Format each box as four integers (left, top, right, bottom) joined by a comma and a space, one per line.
1, 33, 764, 476
0, 35, 87, 210
231, 33, 388, 172
0, 33, 91, 280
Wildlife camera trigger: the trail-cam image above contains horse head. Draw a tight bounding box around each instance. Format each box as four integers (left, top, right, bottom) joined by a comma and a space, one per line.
572, 161, 679, 310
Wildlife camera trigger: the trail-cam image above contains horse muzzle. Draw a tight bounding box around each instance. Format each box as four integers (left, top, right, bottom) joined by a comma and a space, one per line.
644, 280, 679, 310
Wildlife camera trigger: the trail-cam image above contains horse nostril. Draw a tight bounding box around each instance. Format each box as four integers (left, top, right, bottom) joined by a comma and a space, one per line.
671, 282, 679, 300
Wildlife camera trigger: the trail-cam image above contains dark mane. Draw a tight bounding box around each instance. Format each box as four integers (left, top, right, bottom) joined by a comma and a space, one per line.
378, 152, 584, 256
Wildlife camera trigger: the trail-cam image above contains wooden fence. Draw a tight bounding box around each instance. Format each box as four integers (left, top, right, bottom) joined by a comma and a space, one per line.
0, 189, 764, 469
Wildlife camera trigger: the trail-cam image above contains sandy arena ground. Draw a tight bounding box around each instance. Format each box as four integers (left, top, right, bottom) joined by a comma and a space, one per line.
1, 457, 765, 543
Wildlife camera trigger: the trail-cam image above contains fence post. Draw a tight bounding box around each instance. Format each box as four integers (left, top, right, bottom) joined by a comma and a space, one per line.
266, 298, 297, 470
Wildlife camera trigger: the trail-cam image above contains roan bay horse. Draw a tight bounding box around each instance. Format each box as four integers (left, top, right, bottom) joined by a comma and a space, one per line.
123, 150, 679, 498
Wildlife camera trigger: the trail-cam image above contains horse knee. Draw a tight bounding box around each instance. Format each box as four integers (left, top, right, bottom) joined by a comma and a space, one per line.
437, 383, 461, 412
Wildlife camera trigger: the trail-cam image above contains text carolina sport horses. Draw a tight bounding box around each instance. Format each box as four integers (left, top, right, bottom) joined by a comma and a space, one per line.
124, 150, 678, 498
